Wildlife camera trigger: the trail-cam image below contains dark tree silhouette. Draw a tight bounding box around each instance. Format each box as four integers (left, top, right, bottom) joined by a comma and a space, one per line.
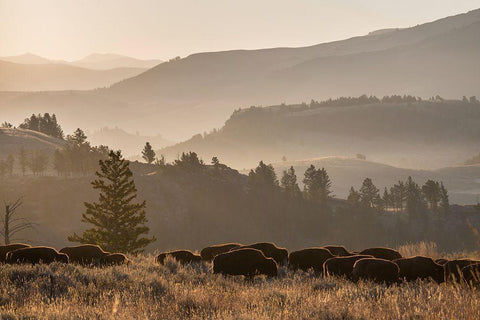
68, 150, 156, 254
142, 142, 156, 164
1, 198, 36, 244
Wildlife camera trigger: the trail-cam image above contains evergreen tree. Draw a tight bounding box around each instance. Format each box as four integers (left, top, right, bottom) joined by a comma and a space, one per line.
28, 149, 48, 176
405, 176, 426, 219
247, 161, 278, 193
303, 165, 332, 204
422, 180, 441, 211
382, 187, 393, 211
347, 187, 361, 206
68, 150, 155, 254
359, 178, 380, 208
391, 181, 407, 212
280, 166, 301, 198
439, 182, 450, 214
142, 142, 156, 164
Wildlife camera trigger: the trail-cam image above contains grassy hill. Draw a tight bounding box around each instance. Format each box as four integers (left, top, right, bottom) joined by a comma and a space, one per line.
0, 127, 65, 157
1, 9, 479, 139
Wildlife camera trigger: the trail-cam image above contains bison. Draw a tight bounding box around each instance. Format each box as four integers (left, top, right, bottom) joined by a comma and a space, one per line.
352, 258, 399, 284
359, 247, 402, 261
461, 263, 480, 286
288, 248, 334, 273
233, 242, 288, 264
323, 255, 373, 278
323, 245, 352, 257
59, 244, 109, 265
394, 256, 444, 283
435, 258, 449, 266
100, 253, 130, 266
200, 243, 242, 261
0, 243, 31, 263
213, 248, 277, 278
444, 259, 480, 282
156, 250, 201, 265
6, 246, 68, 264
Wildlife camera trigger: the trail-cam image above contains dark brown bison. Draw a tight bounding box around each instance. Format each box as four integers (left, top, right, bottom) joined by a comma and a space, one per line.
461, 263, 480, 286
444, 259, 480, 282
435, 258, 449, 266
352, 258, 400, 284
213, 248, 277, 277
100, 253, 130, 266
323, 245, 351, 257
59, 244, 109, 265
6, 246, 68, 264
233, 242, 288, 264
394, 256, 444, 283
359, 247, 402, 261
200, 243, 242, 261
0, 243, 31, 263
288, 248, 334, 273
156, 250, 201, 265
323, 255, 373, 278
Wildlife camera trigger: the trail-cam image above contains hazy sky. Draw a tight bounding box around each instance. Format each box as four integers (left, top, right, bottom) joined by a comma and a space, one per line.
1, 0, 479, 61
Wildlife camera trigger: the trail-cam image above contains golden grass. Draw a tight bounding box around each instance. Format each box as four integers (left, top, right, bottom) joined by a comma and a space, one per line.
0, 252, 480, 319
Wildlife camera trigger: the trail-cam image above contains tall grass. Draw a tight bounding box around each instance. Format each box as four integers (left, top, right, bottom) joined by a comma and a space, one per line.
1, 253, 480, 319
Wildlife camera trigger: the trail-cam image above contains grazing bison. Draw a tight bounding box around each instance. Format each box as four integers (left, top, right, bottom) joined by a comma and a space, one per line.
359, 247, 402, 261
233, 242, 288, 264
435, 258, 449, 266
288, 248, 334, 273
461, 263, 480, 286
59, 244, 109, 265
323, 255, 373, 278
6, 247, 68, 264
100, 253, 130, 266
213, 248, 277, 278
352, 258, 400, 284
394, 256, 444, 283
200, 243, 242, 261
156, 250, 201, 265
323, 245, 351, 257
0, 243, 31, 263
444, 259, 480, 282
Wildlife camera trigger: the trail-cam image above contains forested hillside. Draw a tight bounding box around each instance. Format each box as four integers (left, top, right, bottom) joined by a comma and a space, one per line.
159, 97, 480, 169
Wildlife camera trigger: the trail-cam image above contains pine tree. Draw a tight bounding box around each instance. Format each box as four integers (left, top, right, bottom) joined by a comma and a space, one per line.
405, 176, 426, 219
142, 142, 156, 164
359, 178, 380, 208
347, 187, 361, 206
68, 150, 156, 254
439, 182, 450, 214
422, 180, 441, 211
247, 161, 278, 193
280, 166, 301, 198
303, 165, 332, 204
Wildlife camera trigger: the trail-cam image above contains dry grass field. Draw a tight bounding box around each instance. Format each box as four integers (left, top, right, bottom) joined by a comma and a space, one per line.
0, 243, 479, 320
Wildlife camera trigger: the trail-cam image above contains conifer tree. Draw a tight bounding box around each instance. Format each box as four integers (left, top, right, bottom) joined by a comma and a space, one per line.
280, 166, 301, 198
359, 177, 380, 208
439, 182, 450, 214
142, 142, 156, 164
68, 150, 156, 254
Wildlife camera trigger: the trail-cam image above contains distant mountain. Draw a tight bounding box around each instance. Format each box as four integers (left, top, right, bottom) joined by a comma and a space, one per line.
88, 127, 173, 157
0, 53, 59, 65
0, 60, 146, 91
158, 99, 480, 170
70, 53, 162, 70
1, 9, 479, 139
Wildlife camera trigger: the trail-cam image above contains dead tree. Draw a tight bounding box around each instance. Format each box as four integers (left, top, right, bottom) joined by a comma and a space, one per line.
1, 198, 36, 244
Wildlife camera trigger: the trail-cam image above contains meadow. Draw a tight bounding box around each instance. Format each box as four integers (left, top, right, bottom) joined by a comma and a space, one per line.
0, 242, 479, 319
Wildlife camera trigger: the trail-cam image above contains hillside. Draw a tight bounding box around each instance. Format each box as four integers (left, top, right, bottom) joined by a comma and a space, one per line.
268, 157, 480, 205
88, 127, 173, 157
1, 158, 480, 252
158, 99, 480, 170
0, 127, 65, 157
0, 60, 146, 91
1, 9, 479, 139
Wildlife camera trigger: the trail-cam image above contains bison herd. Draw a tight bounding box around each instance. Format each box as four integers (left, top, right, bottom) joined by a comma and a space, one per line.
0, 243, 129, 266
1, 242, 480, 286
